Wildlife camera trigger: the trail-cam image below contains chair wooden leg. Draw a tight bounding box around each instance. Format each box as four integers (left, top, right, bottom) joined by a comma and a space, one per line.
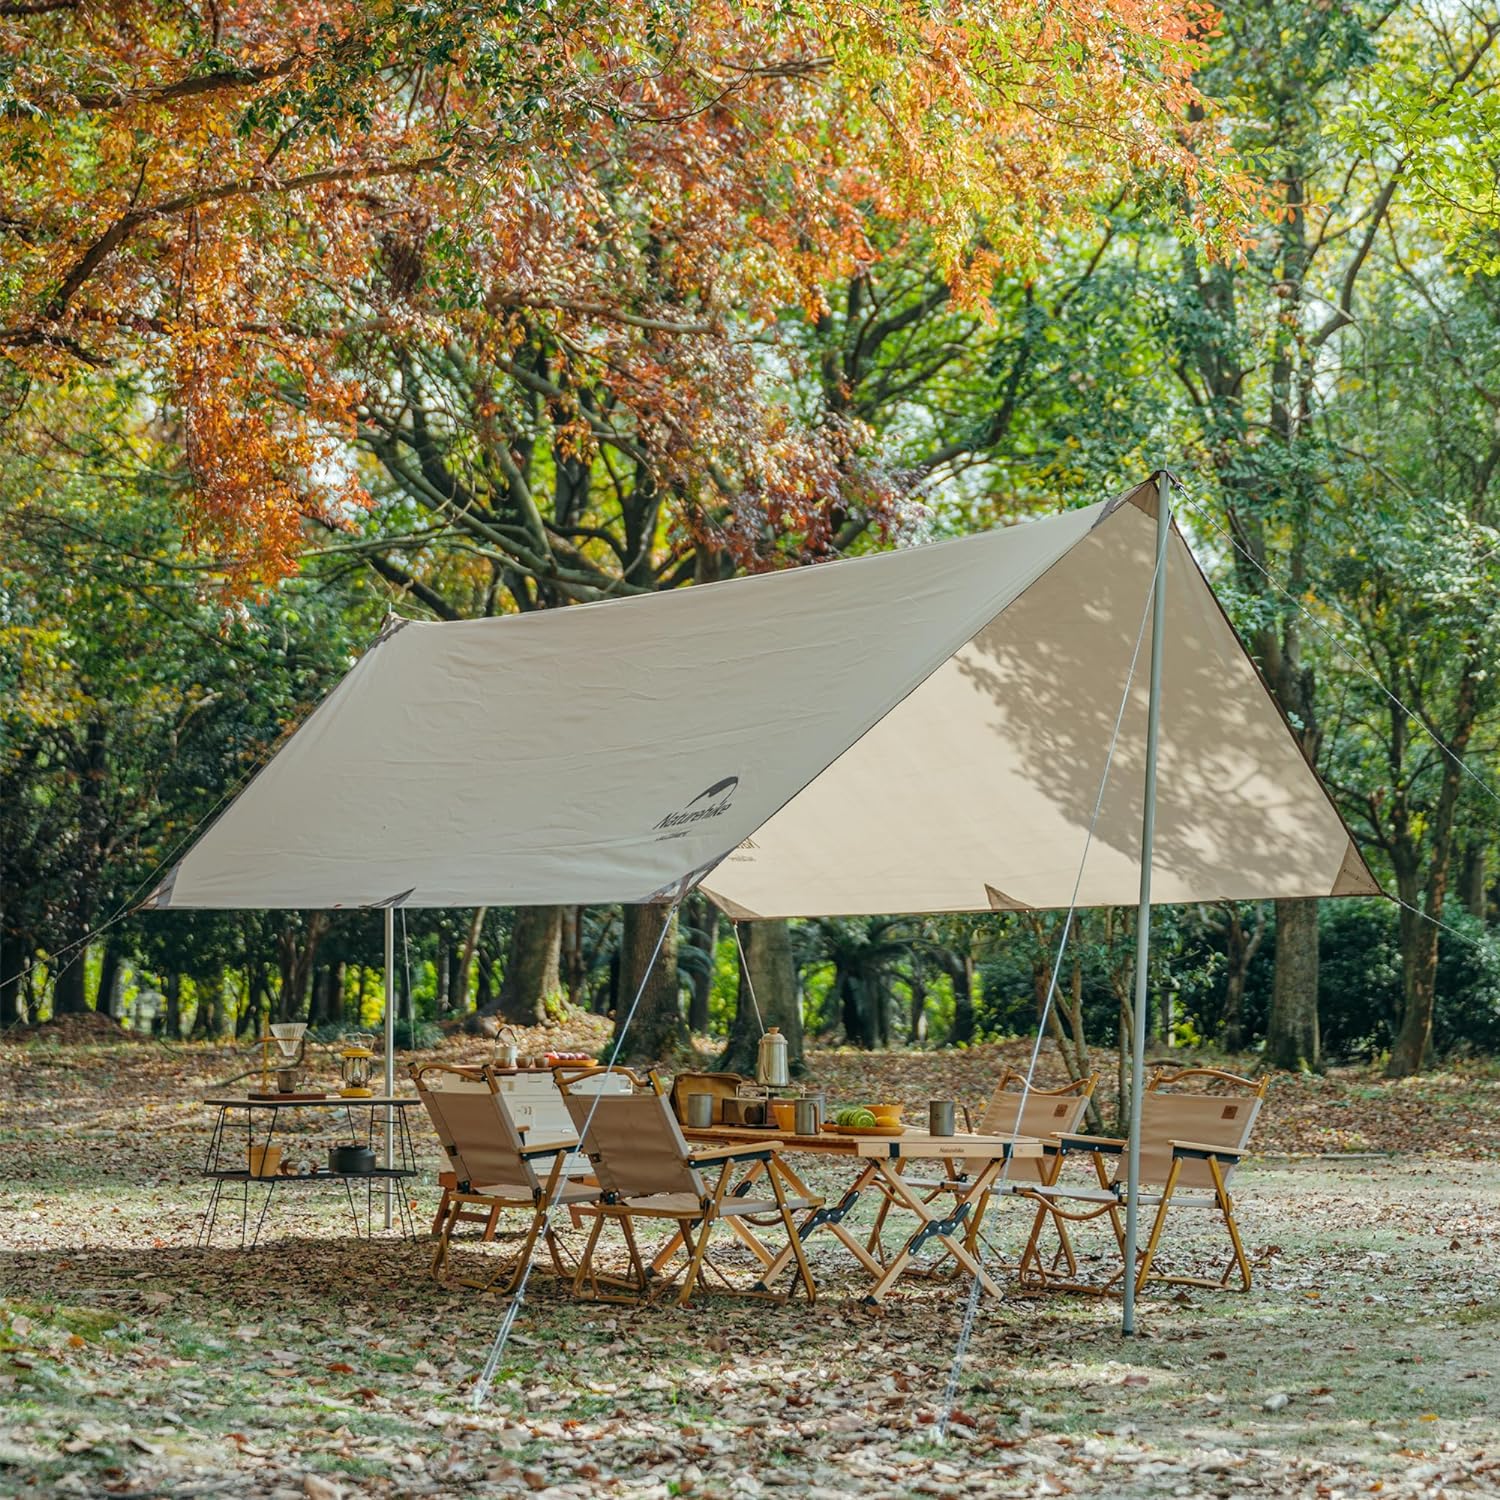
430, 1197, 463, 1282
1211, 1157, 1252, 1290
677, 1215, 715, 1307
574, 1214, 608, 1300
769, 1161, 817, 1304
1134, 1158, 1181, 1294
472, 1211, 542, 1296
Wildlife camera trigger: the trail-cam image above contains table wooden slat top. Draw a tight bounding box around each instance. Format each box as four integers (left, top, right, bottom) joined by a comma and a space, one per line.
682, 1125, 1043, 1160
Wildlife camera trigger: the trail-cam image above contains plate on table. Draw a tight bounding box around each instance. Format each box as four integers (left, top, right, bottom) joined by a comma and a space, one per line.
821, 1123, 906, 1137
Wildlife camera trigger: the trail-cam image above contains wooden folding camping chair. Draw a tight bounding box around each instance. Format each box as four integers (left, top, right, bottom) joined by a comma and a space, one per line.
555, 1066, 822, 1307
865, 1071, 1098, 1275
412, 1062, 599, 1294
1015, 1066, 1268, 1296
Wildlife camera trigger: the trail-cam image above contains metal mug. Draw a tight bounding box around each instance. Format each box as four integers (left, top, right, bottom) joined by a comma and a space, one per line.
686, 1093, 715, 1129
929, 1099, 956, 1137
275, 1067, 299, 1094
793, 1098, 820, 1137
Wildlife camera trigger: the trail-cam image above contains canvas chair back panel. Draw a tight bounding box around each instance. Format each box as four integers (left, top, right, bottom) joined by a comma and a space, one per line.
970, 1081, 1091, 1181
417, 1070, 535, 1193
1124, 1090, 1263, 1191
564, 1091, 704, 1201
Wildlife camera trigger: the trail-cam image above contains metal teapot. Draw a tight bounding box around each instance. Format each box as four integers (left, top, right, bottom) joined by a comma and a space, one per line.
756, 1026, 790, 1087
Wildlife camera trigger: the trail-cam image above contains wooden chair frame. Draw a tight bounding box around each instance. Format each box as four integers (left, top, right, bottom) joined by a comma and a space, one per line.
412, 1062, 592, 1295
556, 1065, 821, 1308
1015, 1066, 1268, 1297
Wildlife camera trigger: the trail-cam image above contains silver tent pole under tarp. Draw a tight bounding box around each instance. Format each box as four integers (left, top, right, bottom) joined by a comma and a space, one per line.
383, 905, 395, 1231
1122, 469, 1171, 1336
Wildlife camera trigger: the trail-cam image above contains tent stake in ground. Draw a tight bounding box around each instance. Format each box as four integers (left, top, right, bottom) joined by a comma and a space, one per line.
1122, 470, 1172, 1336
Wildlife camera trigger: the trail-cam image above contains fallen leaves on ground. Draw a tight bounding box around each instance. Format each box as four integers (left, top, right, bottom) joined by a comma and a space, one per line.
0, 1037, 1497, 1497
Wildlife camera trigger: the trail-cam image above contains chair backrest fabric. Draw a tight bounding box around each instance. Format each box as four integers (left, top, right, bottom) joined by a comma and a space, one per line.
970, 1075, 1095, 1181
1115, 1072, 1264, 1191
563, 1088, 704, 1201
413, 1065, 537, 1194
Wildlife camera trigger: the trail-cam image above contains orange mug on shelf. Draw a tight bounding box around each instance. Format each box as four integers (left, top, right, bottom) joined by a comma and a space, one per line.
770, 1101, 797, 1133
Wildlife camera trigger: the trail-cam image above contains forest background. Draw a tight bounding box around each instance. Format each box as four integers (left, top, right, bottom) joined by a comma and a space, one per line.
5, 0, 1500, 1091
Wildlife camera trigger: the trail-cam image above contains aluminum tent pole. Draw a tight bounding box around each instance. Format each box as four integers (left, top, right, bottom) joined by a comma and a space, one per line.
1122, 469, 1171, 1336
383, 905, 395, 1231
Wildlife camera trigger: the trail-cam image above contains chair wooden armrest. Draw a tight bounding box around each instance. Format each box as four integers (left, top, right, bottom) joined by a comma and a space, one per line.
1055, 1132, 1126, 1154
519, 1138, 578, 1160
1169, 1139, 1248, 1160
689, 1141, 782, 1166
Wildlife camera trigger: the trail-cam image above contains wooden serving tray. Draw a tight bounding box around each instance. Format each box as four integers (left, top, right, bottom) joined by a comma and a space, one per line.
247, 1091, 331, 1101
822, 1123, 906, 1137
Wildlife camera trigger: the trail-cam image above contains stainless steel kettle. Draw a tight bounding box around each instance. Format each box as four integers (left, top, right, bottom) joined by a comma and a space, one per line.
756, 1026, 790, 1086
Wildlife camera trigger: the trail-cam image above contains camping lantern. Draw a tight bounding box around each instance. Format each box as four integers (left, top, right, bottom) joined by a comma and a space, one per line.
338, 1034, 376, 1097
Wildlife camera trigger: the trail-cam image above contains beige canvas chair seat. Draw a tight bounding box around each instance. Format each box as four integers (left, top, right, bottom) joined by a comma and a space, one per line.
1016, 1067, 1267, 1297
557, 1065, 821, 1307
464, 1177, 599, 1205
413, 1062, 597, 1294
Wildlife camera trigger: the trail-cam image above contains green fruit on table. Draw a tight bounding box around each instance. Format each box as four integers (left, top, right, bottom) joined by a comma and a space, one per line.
836, 1106, 878, 1127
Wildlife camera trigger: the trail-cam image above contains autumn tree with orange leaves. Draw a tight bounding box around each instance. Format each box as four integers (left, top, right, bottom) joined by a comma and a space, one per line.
1, 0, 1244, 591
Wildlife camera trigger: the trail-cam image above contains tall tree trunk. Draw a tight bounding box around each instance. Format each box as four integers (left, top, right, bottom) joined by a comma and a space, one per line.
682, 895, 719, 1034
486, 905, 563, 1024
0, 938, 26, 1028
1219, 903, 1265, 1052
1043, 958, 1104, 1131
721, 919, 803, 1076
946, 952, 977, 1045
612, 904, 683, 1063
164, 972, 182, 1039
455, 906, 487, 1014
1461, 843, 1486, 920
1388, 682, 1473, 1078
95, 940, 122, 1018
1115, 997, 1132, 1137
1266, 898, 1320, 1071
1388, 892, 1436, 1078
53, 940, 89, 1015
562, 906, 587, 1010
907, 971, 928, 1044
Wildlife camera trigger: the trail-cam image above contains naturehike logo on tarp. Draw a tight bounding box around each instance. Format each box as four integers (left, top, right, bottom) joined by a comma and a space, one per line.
654, 776, 739, 840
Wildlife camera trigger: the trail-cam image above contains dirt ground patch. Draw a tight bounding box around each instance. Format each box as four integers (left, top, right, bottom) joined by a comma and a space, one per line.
1, 1039, 1497, 1498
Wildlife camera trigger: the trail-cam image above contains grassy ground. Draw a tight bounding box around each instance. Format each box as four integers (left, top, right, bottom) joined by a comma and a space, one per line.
1, 1032, 1497, 1498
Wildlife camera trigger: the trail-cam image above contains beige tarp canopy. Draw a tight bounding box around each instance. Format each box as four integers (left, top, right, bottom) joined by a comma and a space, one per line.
145, 478, 1378, 916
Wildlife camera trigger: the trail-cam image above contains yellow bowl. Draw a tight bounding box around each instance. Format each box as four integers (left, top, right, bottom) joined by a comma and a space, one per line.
870, 1104, 904, 1128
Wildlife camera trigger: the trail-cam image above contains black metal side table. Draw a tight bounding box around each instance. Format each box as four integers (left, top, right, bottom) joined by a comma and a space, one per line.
198, 1095, 423, 1248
